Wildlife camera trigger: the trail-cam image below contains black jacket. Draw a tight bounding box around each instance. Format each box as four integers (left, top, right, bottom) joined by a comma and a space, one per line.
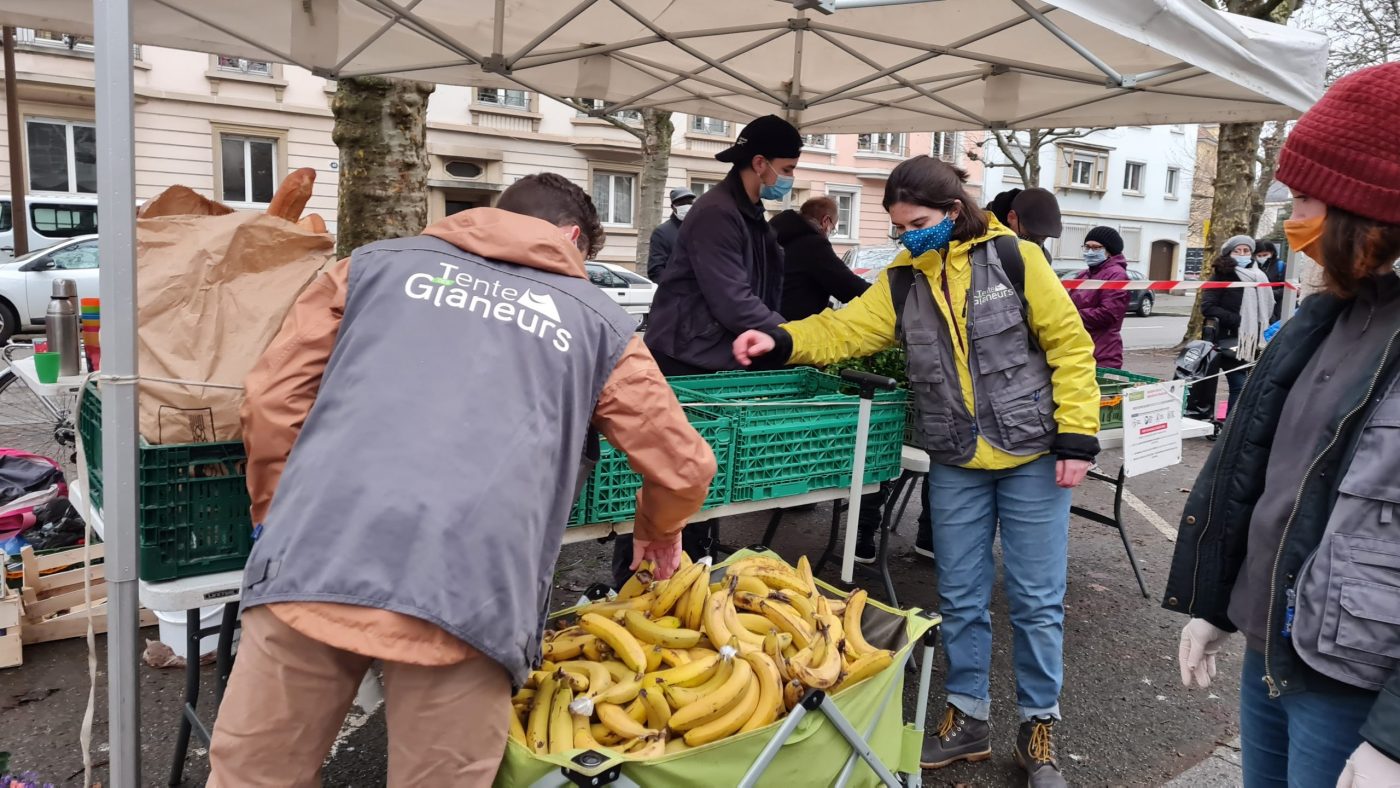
644, 172, 785, 371
647, 216, 682, 283
1163, 292, 1400, 763
770, 209, 870, 321
1200, 266, 1244, 341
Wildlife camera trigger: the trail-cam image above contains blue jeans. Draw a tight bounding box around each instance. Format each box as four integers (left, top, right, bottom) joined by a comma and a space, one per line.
1226, 368, 1248, 415
1239, 649, 1376, 788
928, 454, 1070, 721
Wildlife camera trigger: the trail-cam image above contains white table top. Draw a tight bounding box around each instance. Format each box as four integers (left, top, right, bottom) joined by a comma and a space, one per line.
69, 479, 244, 612
9, 354, 87, 398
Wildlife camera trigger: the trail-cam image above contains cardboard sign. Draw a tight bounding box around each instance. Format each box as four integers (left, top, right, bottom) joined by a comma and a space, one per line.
1122, 381, 1184, 477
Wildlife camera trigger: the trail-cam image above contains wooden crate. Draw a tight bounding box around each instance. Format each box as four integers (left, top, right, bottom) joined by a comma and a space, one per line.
1, 577, 20, 668
10, 543, 154, 657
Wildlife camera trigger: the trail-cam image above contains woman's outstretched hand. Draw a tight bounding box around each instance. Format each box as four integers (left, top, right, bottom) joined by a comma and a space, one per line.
733, 330, 776, 367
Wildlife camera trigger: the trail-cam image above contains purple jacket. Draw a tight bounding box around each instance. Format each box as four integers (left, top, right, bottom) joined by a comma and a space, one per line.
1068, 254, 1130, 369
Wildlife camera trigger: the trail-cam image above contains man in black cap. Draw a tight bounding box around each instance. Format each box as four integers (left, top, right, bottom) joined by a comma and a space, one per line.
618, 114, 802, 585
646, 187, 696, 283
644, 114, 802, 375
988, 187, 1062, 251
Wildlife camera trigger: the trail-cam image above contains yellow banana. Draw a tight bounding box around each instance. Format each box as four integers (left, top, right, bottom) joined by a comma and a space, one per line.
624, 610, 703, 649
638, 687, 672, 729
580, 594, 656, 615
650, 561, 707, 618
549, 685, 576, 755
732, 590, 769, 614
655, 616, 682, 629
626, 732, 667, 760
726, 555, 803, 579
764, 631, 793, 683
842, 589, 877, 658
645, 646, 665, 673
658, 647, 691, 668
683, 667, 761, 746
740, 567, 813, 597
527, 673, 558, 754
701, 587, 736, 650
790, 622, 840, 689
573, 710, 606, 751
597, 702, 655, 739
680, 551, 693, 570
591, 722, 625, 746
646, 651, 720, 688
737, 612, 776, 635
796, 555, 819, 601
581, 612, 649, 673
680, 576, 708, 631
529, 669, 585, 692
721, 593, 767, 650
770, 589, 815, 623
558, 661, 612, 695
758, 598, 814, 649
668, 658, 754, 732
665, 652, 735, 707
541, 634, 588, 661
665, 736, 691, 755
816, 595, 844, 645
828, 597, 847, 616
583, 637, 611, 662
733, 574, 771, 597
783, 679, 806, 711
597, 673, 645, 705
740, 651, 784, 734
835, 649, 893, 692
626, 696, 650, 723
616, 560, 654, 601
509, 709, 527, 746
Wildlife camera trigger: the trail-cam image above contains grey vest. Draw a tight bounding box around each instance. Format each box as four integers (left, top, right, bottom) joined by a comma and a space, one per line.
900, 240, 1057, 466
1293, 370, 1400, 691
240, 235, 634, 684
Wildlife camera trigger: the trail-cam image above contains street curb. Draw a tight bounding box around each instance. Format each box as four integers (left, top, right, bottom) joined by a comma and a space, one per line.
1164, 737, 1242, 787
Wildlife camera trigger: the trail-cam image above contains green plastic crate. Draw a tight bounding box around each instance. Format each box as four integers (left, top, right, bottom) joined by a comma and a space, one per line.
1097, 367, 1166, 430
587, 405, 732, 523
669, 369, 905, 503
79, 383, 253, 582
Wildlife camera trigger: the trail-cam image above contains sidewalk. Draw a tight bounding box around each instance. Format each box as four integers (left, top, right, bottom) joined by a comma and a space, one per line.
1165, 737, 1243, 787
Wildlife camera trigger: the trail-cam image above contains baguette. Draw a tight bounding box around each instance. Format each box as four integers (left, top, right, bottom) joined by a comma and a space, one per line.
265, 167, 316, 222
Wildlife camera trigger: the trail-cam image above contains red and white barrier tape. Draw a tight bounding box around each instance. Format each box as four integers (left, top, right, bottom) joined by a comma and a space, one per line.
1061, 279, 1297, 292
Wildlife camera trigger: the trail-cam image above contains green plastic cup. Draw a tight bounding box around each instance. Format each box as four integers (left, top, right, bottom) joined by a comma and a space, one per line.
33, 352, 61, 384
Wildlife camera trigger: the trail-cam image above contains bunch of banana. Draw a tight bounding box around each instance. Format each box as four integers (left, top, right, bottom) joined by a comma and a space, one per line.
507, 553, 897, 759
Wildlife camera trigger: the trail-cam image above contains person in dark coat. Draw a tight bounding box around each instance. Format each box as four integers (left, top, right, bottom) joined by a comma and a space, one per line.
646, 187, 695, 283
644, 114, 802, 375
773, 196, 870, 320
1201, 235, 1273, 413
1167, 62, 1400, 788
1067, 226, 1130, 369
1254, 240, 1287, 322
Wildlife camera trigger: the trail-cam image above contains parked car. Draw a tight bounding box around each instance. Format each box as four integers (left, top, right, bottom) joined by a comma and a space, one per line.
0, 194, 100, 261
841, 245, 901, 284
0, 235, 100, 342
1056, 266, 1155, 317
586, 261, 655, 327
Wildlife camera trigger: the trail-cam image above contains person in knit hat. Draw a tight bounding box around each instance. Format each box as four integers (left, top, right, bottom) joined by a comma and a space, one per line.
1199, 233, 1272, 413
1166, 62, 1400, 788
1067, 226, 1130, 368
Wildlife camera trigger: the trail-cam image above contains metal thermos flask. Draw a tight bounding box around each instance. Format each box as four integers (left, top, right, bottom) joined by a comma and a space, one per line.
46, 278, 81, 376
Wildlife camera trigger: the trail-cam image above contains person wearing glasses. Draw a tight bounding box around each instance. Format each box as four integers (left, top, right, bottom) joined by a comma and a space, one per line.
1066, 226, 1131, 370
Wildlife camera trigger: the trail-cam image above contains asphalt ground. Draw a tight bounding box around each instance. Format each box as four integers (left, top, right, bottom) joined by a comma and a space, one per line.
1, 348, 1244, 787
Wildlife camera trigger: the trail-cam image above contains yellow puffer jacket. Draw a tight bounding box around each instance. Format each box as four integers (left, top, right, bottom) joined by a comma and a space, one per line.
783, 220, 1100, 471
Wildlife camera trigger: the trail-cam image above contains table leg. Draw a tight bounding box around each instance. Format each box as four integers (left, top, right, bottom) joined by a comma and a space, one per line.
889, 470, 920, 535
875, 476, 909, 607
168, 607, 201, 786
814, 500, 844, 577
214, 602, 239, 706
759, 509, 785, 549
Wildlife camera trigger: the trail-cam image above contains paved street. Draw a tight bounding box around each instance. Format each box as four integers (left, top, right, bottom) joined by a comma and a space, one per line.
1, 348, 1246, 787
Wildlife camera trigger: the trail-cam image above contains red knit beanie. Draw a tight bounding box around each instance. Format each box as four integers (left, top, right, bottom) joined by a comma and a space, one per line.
1276, 62, 1400, 225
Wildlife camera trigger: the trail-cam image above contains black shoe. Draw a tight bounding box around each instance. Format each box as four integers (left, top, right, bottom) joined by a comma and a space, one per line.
919, 705, 992, 769
913, 539, 935, 560
855, 530, 878, 564
1015, 716, 1068, 788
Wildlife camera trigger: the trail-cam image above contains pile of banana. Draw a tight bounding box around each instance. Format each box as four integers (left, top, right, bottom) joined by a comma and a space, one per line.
510, 553, 895, 759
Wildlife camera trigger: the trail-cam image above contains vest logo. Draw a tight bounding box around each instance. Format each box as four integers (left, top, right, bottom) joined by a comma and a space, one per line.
973, 283, 1015, 307
518, 290, 561, 322
404, 262, 573, 352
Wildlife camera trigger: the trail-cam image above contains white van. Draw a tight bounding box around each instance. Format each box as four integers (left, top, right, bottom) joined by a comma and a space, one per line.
0, 194, 100, 261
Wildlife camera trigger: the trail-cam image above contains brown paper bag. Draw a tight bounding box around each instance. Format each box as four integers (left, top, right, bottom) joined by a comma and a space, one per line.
136, 189, 333, 444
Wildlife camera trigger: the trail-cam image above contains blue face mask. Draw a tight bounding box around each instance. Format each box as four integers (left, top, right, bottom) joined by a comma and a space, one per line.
758, 160, 794, 201
1232, 255, 1254, 268
1083, 249, 1108, 266
898, 215, 955, 257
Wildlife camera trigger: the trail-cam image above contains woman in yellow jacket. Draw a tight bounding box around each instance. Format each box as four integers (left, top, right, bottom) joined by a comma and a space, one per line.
735, 156, 1099, 788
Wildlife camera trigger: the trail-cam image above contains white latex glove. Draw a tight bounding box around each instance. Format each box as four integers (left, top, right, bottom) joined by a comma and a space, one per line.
1178, 618, 1231, 688
1338, 742, 1400, 787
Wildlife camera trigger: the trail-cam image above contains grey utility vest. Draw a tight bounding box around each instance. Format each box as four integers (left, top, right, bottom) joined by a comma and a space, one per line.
899, 239, 1057, 466
240, 235, 635, 685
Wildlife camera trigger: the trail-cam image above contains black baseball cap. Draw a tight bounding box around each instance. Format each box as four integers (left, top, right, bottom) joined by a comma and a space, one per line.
715, 115, 804, 164
1011, 187, 1063, 239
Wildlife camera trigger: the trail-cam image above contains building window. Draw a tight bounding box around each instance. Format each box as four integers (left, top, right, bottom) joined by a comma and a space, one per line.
216, 55, 273, 76
691, 116, 730, 136
19, 29, 93, 50
1165, 167, 1181, 199
26, 118, 97, 194
1059, 145, 1109, 193
1056, 223, 1089, 261
477, 88, 529, 109
575, 98, 641, 122
690, 179, 719, 196
802, 134, 831, 150
220, 134, 279, 205
592, 171, 636, 226
1123, 161, 1145, 195
857, 133, 905, 156
829, 190, 857, 241
1119, 226, 1143, 261
932, 131, 958, 162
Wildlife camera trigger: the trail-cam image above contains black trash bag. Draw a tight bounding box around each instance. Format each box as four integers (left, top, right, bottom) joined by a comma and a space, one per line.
18, 499, 88, 551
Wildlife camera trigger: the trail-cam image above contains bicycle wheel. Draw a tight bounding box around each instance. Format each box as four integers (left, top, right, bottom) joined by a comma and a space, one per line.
0, 368, 78, 468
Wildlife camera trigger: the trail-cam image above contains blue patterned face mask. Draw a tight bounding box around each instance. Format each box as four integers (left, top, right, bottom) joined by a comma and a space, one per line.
898, 215, 955, 257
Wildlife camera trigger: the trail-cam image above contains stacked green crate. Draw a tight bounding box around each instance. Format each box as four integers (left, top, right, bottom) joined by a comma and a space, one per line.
587, 405, 732, 523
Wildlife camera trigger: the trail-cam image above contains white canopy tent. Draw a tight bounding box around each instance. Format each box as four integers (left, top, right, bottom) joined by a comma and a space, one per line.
0, 1, 1325, 785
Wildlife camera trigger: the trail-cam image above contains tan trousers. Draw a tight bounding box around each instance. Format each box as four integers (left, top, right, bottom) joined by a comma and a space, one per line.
208, 607, 511, 787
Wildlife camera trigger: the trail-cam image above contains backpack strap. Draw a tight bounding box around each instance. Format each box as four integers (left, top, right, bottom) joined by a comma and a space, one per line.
991, 234, 1029, 317
888, 265, 916, 340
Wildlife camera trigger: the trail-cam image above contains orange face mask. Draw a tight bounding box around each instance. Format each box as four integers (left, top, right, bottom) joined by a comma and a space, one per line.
1284, 214, 1326, 263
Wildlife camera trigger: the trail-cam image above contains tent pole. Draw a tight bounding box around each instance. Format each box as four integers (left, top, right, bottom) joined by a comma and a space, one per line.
3, 27, 29, 257
94, 0, 141, 784
1007, 0, 1127, 86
